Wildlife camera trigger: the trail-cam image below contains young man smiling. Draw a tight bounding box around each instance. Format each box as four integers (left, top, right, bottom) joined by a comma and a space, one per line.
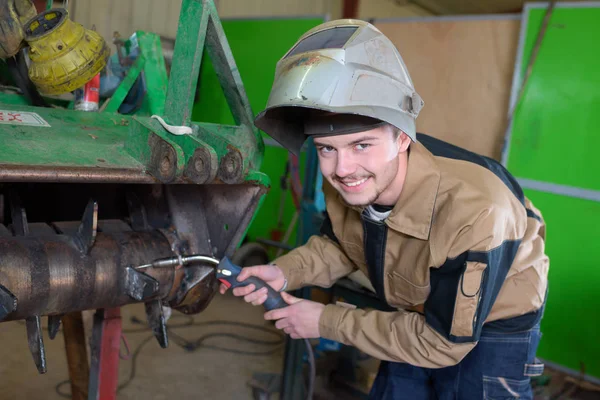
220, 20, 549, 399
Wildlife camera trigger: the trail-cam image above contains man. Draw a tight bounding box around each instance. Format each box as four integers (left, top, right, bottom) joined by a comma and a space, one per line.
220, 19, 549, 399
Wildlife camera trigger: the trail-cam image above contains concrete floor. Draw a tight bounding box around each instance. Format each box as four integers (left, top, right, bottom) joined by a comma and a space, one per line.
0, 293, 284, 400
2, 293, 598, 400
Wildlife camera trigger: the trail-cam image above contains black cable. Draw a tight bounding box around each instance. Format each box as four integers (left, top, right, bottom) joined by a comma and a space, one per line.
54, 315, 286, 398
5, 50, 49, 107
303, 338, 315, 400
55, 379, 71, 398
169, 330, 285, 354
121, 314, 195, 333
117, 333, 155, 393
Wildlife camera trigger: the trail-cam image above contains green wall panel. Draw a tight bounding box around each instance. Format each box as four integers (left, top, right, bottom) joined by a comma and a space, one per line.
524, 189, 600, 379
192, 17, 323, 247
506, 4, 600, 379
507, 7, 600, 190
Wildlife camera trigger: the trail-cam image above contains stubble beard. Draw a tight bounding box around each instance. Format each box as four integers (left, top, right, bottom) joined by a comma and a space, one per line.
335, 155, 400, 208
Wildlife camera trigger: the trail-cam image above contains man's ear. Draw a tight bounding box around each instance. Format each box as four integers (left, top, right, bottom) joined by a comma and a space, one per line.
398, 132, 411, 153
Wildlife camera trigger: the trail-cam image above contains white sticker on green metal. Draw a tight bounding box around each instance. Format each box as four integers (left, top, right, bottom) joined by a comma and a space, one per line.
0, 110, 50, 127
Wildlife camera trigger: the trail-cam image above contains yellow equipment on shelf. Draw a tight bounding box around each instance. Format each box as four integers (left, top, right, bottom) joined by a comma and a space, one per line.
24, 8, 110, 95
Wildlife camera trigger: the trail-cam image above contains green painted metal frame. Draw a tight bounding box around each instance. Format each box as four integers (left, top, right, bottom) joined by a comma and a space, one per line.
162, 0, 264, 172
0, 0, 269, 188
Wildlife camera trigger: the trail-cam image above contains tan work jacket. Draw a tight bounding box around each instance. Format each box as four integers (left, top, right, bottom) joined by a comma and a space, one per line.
273, 134, 549, 368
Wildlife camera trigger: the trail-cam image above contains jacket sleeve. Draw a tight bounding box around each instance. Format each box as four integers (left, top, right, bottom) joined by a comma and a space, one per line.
272, 213, 357, 290
319, 207, 523, 368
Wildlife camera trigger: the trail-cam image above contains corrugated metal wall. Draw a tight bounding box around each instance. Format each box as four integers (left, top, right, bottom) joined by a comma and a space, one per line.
68, 0, 181, 44
216, 0, 339, 18
359, 0, 432, 19
67, 0, 431, 46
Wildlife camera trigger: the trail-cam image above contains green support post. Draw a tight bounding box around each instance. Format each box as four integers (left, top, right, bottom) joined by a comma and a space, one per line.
164, 0, 210, 127
136, 31, 169, 116
161, 0, 264, 173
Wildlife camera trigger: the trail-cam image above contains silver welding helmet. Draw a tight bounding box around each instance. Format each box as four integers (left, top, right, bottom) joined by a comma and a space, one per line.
254, 19, 424, 155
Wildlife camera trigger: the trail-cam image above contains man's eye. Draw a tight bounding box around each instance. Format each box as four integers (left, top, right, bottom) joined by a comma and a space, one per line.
355, 143, 370, 151
319, 146, 335, 154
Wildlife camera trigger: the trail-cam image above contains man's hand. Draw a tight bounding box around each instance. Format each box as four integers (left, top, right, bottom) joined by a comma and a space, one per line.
264, 292, 324, 339
218, 264, 286, 306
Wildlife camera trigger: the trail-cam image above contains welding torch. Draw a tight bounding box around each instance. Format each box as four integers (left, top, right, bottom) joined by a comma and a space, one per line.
136, 254, 287, 311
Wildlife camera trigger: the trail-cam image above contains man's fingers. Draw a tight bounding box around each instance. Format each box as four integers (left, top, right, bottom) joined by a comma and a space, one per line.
283, 327, 293, 335
219, 283, 228, 294
251, 293, 268, 306
243, 287, 267, 304
237, 265, 265, 281
281, 292, 302, 305
264, 307, 290, 321
232, 283, 256, 297
275, 318, 290, 330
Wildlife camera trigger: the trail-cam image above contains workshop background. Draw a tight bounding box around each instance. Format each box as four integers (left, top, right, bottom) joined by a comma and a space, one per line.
0, 0, 598, 399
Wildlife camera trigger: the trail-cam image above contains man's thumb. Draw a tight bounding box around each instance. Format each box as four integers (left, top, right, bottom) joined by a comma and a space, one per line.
281, 291, 302, 305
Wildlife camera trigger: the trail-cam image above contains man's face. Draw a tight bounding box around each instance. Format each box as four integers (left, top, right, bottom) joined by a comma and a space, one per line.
314, 125, 410, 207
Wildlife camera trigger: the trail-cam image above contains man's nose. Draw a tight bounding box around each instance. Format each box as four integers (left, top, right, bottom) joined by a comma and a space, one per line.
335, 151, 356, 178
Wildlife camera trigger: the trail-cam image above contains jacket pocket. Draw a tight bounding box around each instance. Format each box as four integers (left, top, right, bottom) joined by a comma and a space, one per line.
388, 271, 430, 306
450, 261, 487, 337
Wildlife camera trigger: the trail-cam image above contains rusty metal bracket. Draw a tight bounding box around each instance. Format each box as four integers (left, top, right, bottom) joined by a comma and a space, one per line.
48, 314, 62, 340
9, 192, 48, 373
126, 191, 150, 231
0, 284, 17, 321
74, 200, 98, 255
144, 299, 168, 348
9, 191, 28, 236
124, 266, 159, 301
26, 315, 47, 374
170, 265, 215, 311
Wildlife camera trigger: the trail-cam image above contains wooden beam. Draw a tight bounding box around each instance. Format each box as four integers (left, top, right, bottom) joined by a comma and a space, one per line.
343, 0, 359, 19
408, 0, 451, 15
32, 0, 47, 13
63, 312, 90, 400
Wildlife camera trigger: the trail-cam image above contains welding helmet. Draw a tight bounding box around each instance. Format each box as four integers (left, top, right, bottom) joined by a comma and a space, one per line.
254, 19, 424, 155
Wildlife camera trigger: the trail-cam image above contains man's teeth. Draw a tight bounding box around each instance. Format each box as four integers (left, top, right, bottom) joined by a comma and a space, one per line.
343, 178, 367, 187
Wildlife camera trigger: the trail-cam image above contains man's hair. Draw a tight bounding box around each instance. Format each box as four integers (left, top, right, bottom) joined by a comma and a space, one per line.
388, 124, 402, 140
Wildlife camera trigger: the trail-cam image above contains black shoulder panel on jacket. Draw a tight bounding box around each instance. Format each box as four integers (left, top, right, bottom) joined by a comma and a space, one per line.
417, 133, 524, 205
319, 212, 340, 244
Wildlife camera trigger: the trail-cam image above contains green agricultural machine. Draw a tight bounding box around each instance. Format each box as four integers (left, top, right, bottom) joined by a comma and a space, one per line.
0, 0, 268, 395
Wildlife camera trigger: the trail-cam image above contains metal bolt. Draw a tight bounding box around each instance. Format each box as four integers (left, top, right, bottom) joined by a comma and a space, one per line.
184, 147, 217, 184
160, 156, 171, 176
224, 157, 235, 173
149, 138, 177, 183
217, 149, 243, 184
194, 158, 204, 173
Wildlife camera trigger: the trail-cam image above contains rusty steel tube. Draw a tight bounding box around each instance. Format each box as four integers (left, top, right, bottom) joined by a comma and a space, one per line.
0, 231, 176, 321
0, 164, 159, 184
